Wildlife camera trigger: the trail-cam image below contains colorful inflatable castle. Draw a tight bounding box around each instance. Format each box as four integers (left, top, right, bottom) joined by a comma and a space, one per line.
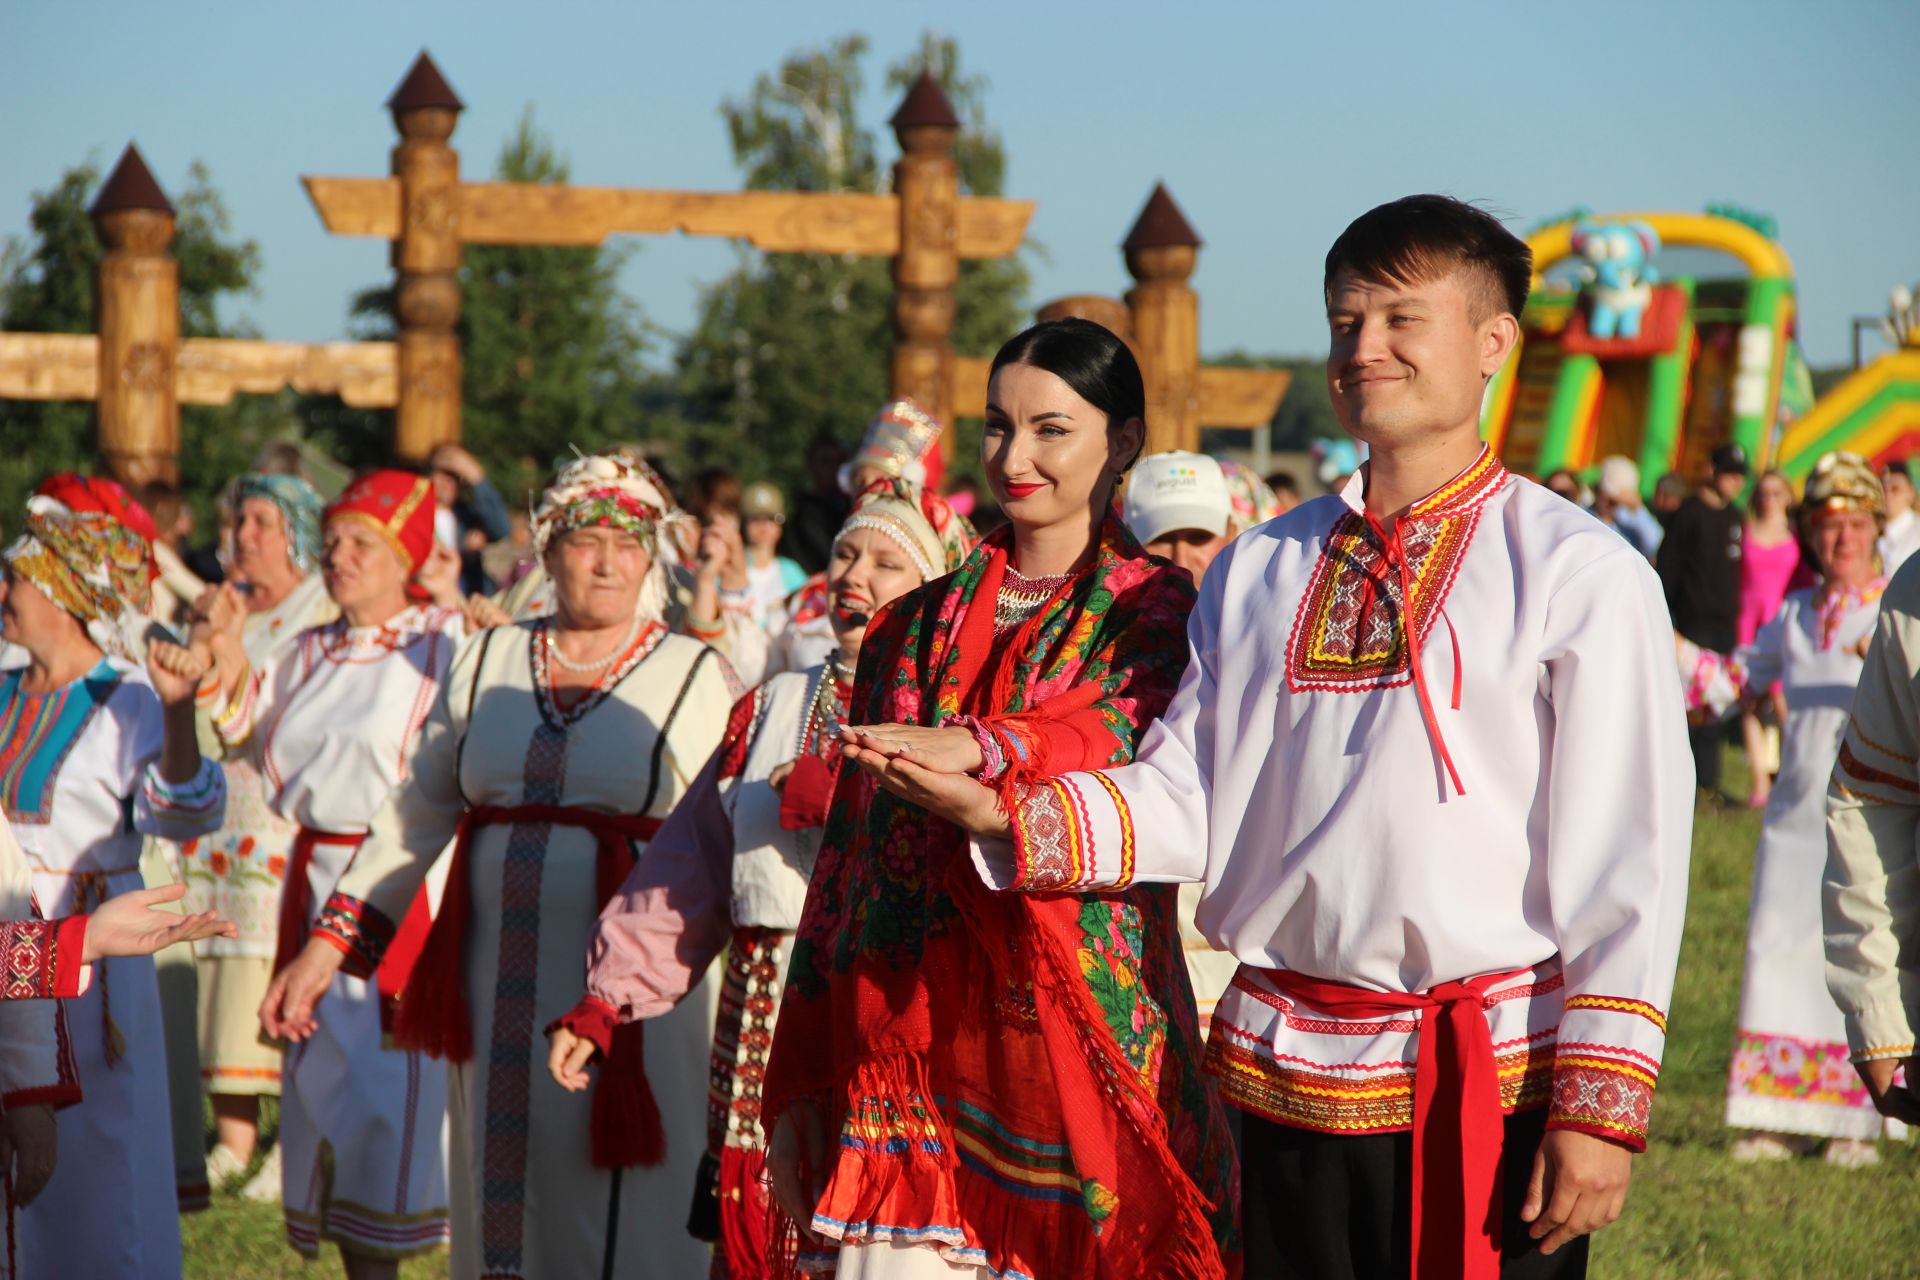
1482, 206, 1808, 491
1772, 286, 1920, 484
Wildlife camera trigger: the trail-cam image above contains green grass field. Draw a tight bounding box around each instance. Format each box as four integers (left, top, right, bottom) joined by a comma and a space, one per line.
181, 768, 1920, 1278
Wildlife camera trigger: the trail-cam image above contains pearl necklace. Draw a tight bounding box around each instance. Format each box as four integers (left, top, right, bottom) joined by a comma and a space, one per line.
798, 661, 854, 756
543, 615, 641, 673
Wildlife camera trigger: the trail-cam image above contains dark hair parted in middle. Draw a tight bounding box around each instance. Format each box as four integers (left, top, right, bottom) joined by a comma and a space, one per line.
989, 317, 1146, 435
1324, 194, 1533, 323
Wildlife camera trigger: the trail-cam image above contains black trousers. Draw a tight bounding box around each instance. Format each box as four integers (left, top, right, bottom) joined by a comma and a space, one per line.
1240, 1106, 1589, 1279
1688, 719, 1727, 793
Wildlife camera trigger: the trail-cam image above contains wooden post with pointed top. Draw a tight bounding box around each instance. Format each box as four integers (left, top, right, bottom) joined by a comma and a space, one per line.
388, 52, 463, 461
889, 72, 961, 437
1124, 183, 1203, 456
91, 145, 180, 488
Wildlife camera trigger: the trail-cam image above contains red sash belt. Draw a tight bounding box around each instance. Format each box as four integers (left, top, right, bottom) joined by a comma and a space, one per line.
275, 829, 432, 1032
1266, 965, 1533, 1280
390, 802, 665, 1169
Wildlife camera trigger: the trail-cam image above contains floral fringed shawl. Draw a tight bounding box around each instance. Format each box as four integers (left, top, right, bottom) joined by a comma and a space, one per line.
763, 515, 1239, 1279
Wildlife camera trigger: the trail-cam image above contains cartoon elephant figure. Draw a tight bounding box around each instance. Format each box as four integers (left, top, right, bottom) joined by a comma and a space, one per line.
1572, 220, 1662, 340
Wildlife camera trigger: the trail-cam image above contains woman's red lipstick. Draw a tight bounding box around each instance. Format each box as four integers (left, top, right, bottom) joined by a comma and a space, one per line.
1002, 481, 1046, 499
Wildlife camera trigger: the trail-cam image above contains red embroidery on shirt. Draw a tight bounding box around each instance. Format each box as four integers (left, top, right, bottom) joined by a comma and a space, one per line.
1285, 450, 1507, 693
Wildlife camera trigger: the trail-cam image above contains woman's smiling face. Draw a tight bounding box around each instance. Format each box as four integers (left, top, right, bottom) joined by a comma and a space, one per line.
981, 362, 1138, 531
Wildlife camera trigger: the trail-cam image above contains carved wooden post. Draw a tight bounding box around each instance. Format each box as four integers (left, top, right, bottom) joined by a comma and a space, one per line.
889, 72, 960, 437
90, 145, 180, 487
1124, 184, 1203, 456
388, 53, 463, 460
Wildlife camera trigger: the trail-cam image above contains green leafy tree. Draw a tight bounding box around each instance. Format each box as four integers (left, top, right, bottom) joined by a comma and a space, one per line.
0, 159, 272, 525
673, 33, 1031, 493
325, 111, 654, 507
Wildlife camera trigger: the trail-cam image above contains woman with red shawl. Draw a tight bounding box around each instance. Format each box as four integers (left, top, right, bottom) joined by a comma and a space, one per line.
763, 319, 1239, 1279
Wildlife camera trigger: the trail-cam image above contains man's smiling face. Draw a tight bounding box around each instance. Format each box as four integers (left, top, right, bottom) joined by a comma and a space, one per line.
1325, 265, 1510, 450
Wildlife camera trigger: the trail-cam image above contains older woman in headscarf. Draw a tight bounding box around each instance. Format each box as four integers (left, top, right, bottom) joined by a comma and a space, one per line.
199, 470, 463, 1274
1, 494, 225, 1280
175, 471, 335, 1198
265, 453, 740, 1280
545, 481, 973, 1280
488, 450, 772, 687
1677, 452, 1898, 1167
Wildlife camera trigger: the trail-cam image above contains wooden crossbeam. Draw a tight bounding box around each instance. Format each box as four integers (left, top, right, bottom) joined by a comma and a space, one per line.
0, 332, 397, 407
304, 177, 1034, 258
1196, 367, 1293, 430
946, 355, 1289, 432
0, 333, 98, 400
176, 338, 397, 406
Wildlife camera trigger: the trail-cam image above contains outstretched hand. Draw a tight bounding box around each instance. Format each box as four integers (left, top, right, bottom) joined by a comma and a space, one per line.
840, 730, 1009, 839
84, 883, 236, 962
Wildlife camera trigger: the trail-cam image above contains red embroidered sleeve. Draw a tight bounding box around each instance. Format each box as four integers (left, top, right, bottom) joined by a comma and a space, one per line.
314, 892, 396, 980
1547, 996, 1667, 1151
0, 916, 89, 1001
1003, 773, 1137, 893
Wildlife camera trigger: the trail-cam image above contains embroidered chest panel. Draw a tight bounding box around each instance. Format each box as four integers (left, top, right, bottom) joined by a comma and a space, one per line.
1284, 452, 1507, 692
0, 667, 119, 824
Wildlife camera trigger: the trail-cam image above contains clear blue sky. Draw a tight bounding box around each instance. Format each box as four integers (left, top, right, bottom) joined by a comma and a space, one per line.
3, 0, 1914, 369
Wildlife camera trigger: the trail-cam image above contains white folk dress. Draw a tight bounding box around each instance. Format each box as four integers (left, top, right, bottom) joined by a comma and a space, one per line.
1686, 583, 1897, 1138
0, 810, 86, 1280
213, 604, 461, 1258
181, 572, 334, 1097
319, 621, 736, 1280
976, 451, 1696, 1153
6, 658, 225, 1280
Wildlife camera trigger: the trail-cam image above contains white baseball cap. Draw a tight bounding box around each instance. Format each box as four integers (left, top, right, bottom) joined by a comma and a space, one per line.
1124, 451, 1231, 545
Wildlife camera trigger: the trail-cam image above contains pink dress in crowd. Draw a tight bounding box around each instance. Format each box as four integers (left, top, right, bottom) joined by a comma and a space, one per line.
1737, 528, 1808, 647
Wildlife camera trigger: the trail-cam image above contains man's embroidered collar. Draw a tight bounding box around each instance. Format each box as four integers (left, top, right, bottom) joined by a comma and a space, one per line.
1287, 448, 1508, 692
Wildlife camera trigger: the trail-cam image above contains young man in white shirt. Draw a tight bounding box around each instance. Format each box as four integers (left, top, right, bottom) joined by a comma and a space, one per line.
846, 195, 1695, 1279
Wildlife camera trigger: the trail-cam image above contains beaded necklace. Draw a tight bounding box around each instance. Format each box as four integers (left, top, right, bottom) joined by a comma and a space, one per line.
532, 617, 664, 729
796, 659, 855, 758
994, 564, 1082, 634
543, 613, 641, 672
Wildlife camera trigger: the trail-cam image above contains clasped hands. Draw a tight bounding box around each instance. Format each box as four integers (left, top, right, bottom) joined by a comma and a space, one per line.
836, 724, 1010, 840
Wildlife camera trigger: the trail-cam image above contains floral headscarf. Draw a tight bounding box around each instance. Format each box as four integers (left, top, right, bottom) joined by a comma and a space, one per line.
533, 453, 677, 621
835, 479, 975, 580
234, 473, 324, 572
3, 499, 153, 659
1216, 458, 1283, 528
533, 454, 671, 557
